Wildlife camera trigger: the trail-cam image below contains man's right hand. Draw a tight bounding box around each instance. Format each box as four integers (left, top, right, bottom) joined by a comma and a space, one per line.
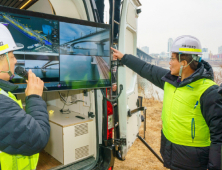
112, 83, 117, 92
111, 47, 124, 60
25, 70, 44, 97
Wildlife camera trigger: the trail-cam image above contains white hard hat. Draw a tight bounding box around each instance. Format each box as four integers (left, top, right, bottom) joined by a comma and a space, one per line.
0, 23, 23, 55
171, 35, 202, 55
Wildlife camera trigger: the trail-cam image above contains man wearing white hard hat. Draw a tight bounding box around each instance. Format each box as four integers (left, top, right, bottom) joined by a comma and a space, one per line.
111, 35, 222, 170
0, 24, 50, 169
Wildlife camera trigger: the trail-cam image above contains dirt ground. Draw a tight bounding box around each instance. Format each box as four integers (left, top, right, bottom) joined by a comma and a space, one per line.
114, 99, 169, 170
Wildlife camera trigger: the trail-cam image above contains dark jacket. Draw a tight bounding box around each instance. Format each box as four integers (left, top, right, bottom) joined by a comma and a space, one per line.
121, 54, 222, 170
0, 79, 50, 156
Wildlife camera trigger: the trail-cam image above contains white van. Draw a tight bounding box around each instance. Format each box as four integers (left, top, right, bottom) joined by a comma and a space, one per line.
1, 0, 142, 169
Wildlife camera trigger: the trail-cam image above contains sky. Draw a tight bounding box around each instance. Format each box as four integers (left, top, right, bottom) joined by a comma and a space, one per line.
59, 22, 109, 50
60, 22, 97, 44
105, 0, 222, 54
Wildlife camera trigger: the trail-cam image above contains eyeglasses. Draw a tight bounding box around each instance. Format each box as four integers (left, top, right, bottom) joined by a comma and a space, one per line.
170, 57, 177, 61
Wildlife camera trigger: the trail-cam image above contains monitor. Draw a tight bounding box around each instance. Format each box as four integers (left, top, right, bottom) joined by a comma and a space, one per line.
0, 6, 111, 93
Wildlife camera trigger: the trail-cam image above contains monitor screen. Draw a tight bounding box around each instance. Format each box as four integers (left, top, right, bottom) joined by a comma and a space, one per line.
0, 6, 111, 93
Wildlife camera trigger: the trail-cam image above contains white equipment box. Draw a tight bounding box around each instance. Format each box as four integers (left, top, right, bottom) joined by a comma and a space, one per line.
45, 106, 95, 165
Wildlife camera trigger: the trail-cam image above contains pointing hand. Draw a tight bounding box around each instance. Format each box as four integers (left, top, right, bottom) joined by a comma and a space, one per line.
111, 47, 124, 60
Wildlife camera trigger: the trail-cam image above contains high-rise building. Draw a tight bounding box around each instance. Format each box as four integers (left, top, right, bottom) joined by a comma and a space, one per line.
141, 46, 149, 54
202, 48, 208, 52
168, 38, 173, 53
218, 46, 222, 54
168, 38, 173, 57
202, 48, 209, 60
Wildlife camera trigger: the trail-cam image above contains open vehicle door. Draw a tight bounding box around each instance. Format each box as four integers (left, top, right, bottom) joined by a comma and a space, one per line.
117, 0, 142, 160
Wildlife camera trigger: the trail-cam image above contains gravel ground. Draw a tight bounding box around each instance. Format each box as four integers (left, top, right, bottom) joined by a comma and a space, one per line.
114, 99, 169, 170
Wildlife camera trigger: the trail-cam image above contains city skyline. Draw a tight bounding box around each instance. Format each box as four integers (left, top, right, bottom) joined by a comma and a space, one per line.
140, 38, 220, 57
139, 38, 222, 56
138, 0, 222, 54
104, 0, 222, 55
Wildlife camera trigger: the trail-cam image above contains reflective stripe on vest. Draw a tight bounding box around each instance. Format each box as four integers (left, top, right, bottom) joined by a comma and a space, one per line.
0, 88, 39, 170
162, 78, 217, 147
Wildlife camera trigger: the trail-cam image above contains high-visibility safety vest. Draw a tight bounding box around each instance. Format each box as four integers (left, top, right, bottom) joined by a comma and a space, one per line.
0, 88, 39, 170
162, 78, 217, 147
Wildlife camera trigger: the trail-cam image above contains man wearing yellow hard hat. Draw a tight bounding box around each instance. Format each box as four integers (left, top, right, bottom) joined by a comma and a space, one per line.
0, 23, 50, 169
111, 35, 222, 170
